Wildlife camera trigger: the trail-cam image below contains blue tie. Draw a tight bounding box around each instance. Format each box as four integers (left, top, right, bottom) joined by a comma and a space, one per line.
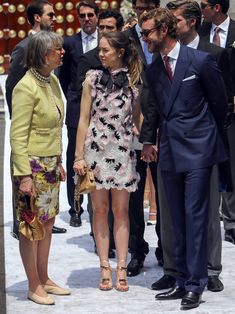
143, 41, 153, 64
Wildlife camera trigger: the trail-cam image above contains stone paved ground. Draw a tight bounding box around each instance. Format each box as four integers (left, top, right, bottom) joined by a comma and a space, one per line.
2, 75, 235, 314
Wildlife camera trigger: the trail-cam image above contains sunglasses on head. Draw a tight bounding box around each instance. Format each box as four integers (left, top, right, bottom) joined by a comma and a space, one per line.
79, 13, 95, 19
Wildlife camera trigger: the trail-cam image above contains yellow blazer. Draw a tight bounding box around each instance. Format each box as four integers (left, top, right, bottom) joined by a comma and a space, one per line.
10, 70, 64, 176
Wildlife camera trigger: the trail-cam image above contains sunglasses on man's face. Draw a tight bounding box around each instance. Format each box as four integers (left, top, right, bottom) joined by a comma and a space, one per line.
47, 12, 56, 18
140, 27, 157, 38
79, 13, 95, 19
200, 2, 214, 9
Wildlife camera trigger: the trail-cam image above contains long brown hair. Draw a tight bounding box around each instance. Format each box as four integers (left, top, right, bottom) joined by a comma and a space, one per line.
100, 31, 142, 86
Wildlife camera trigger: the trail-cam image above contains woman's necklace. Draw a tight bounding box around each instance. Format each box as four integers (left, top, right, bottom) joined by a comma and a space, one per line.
30, 68, 50, 84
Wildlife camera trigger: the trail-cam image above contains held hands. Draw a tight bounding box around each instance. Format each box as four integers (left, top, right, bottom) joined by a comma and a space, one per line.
19, 176, 36, 197
141, 144, 158, 163
73, 158, 87, 176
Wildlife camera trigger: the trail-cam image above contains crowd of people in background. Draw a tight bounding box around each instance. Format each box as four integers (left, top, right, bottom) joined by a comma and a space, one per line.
5, 0, 235, 310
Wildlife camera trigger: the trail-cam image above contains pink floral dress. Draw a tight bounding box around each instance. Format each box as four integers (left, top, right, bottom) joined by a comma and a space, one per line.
84, 68, 140, 192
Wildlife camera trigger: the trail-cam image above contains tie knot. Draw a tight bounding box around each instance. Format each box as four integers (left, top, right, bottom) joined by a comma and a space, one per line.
163, 55, 170, 63
214, 27, 220, 34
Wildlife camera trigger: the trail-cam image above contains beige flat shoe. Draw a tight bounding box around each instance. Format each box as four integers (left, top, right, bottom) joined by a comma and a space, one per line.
44, 284, 71, 295
27, 290, 55, 305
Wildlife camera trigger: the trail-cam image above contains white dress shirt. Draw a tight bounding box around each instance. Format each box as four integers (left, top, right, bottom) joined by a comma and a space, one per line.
81, 29, 98, 53
161, 41, 181, 75
186, 34, 200, 49
210, 16, 230, 48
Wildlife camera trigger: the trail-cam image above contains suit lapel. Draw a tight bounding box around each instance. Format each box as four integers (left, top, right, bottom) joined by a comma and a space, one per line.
76, 32, 84, 53
167, 46, 190, 117
226, 19, 235, 48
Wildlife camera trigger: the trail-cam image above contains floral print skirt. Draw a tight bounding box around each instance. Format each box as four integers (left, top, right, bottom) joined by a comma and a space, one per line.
13, 156, 61, 224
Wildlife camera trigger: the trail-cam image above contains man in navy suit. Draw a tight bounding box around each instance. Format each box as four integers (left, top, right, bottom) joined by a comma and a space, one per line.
140, 8, 228, 309
58, 0, 99, 228
199, 0, 235, 245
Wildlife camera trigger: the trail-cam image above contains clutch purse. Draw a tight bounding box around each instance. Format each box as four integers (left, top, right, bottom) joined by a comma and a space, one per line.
19, 196, 45, 241
74, 167, 96, 212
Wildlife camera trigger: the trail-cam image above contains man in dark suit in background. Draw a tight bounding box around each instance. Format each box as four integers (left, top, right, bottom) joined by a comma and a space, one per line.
5, 0, 66, 236
76, 9, 124, 258
152, 0, 233, 293
125, 0, 163, 278
140, 8, 228, 309
199, 0, 235, 244
58, 0, 99, 228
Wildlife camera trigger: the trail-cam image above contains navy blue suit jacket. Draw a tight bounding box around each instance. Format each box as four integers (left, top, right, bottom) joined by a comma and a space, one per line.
58, 32, 84, 128
140, 45, 228, 172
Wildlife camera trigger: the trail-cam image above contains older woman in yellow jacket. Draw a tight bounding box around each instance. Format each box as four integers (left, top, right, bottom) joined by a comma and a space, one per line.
10, 31, 70, 305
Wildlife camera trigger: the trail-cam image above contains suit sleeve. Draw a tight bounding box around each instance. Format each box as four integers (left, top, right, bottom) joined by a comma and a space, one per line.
231, 48, 235, 96
10, 81, 35, 176
5, 44, 27, 118
57, 38, 71, 98
201, 54, 228, 131
76, 54, 90, 99
139, 71, 160, 144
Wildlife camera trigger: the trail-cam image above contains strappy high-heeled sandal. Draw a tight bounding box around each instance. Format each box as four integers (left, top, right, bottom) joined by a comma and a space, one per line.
99, 261, 113, 291
116, 261, 129, 292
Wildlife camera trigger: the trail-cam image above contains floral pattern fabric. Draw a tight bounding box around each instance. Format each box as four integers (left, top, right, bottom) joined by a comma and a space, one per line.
84, 68, 140, 192
13, 156, 61, 223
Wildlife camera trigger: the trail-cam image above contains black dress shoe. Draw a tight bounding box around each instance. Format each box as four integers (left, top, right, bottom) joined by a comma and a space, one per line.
127, 258, 144, 277
69, 213, 82, 227
151, 274, 176, 290
207, 276, 224, 292
155, 286, 186, 300
225, 229, 235, 244
181, 291, 201, 309
52, 226, 67, 234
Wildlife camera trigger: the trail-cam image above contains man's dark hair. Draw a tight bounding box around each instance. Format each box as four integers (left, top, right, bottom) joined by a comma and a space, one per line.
207, 0, 230, 14
27, 0, 52, 26
99, 10, 124, 31
132, 0, 160, 6
167, 0, 201, 31
77, 0, 99, 16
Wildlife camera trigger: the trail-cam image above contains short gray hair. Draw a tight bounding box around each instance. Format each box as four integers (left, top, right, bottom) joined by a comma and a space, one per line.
26, 31, 63, 68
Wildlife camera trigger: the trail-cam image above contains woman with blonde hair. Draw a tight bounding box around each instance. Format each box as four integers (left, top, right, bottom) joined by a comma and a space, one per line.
73, 31, 142, 292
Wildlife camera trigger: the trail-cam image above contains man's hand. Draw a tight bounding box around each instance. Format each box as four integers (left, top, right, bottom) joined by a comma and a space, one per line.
141, 144, 158, 163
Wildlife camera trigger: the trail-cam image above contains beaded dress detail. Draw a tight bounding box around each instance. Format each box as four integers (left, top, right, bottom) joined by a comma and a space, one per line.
84, 68, 140, 192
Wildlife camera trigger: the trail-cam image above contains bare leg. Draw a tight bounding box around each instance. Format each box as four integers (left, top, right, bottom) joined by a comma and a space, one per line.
112, 189, 130, 263
19, 234, 47, 297
37, 217, 55, 286
91, 189, 110, 262
112, 189, 130, 291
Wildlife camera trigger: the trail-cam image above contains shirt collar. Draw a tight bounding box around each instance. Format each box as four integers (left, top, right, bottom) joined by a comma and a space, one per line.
135, 23, 142, 39
186, 34, 200, 49
81, 29, 98, 41
161, 41, 180, 61
212, 16, 230, 33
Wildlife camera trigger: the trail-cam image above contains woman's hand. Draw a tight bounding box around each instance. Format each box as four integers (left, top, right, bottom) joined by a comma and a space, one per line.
19, 176, 36, 197
73, 159, 87, 176
132, 124, 140, 138
59, 165, 67, 181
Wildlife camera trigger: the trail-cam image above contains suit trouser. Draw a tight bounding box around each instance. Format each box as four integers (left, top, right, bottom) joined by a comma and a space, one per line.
160, 167, 212, 294
66, 126, 83, 216
222, 119, 235, 230
158, 165, 222, 278
128, 150, 161, 259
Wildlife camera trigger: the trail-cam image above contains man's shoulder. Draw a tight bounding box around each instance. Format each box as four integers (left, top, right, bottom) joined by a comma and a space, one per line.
64, 32, 81, 45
